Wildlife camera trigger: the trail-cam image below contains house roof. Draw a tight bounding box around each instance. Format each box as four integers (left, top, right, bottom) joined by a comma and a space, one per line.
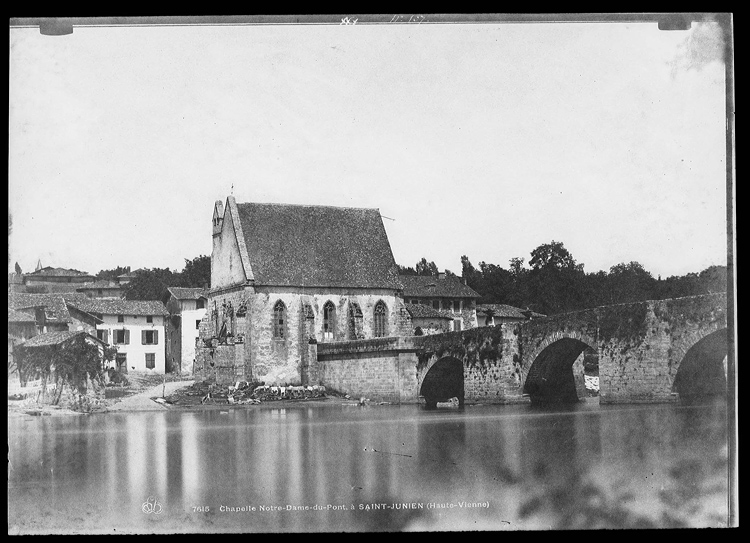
76, 280, 123, 291
166, 287, 208, 301
25, 266, 94, 279
8, 308, 35, 323
234, 200, 402, 289
62, 294, 168, 316
476, 304, 546, 319
399, 274, 480, 299
8, 293, 72, 323
117, 269, 141, 279
404, 303, 454, 320
20, 330, 104, 348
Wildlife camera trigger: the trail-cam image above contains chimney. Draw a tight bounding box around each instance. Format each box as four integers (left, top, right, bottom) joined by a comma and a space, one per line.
438, 271, 446, 280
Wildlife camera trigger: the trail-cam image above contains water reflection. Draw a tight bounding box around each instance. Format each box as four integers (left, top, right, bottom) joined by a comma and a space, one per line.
8, 400, 729, 533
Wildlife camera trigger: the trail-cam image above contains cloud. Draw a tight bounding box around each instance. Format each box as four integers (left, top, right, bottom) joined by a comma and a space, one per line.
671, 22, 726, 74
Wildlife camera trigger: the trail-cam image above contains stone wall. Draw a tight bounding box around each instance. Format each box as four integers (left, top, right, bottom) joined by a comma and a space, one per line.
317, 337, 420, 403
196, 285, 412, 386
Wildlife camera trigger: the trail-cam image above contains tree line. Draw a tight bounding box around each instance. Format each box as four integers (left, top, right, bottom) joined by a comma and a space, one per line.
96, 255, 211, 301
401, 241, 727, 316
100, 242, 727, 314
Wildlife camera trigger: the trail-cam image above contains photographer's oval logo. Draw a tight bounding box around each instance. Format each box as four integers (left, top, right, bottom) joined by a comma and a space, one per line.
142, 496, 163, 515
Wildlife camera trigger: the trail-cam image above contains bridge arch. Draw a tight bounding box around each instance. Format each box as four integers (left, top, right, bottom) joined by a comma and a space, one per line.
671, 327, 728, 402
522, 334, 597, 404
418, 356, 464, 408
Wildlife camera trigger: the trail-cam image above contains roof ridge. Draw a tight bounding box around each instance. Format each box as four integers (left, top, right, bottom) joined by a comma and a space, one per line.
237, 201, 380, 212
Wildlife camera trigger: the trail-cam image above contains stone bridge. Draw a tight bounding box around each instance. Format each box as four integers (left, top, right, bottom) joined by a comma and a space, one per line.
315, 293, 729, 405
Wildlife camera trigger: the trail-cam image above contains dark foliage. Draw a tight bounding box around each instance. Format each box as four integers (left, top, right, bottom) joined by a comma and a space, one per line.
95, 266, 130, 282
121, 255, 211, 301
460, 241, 727, 316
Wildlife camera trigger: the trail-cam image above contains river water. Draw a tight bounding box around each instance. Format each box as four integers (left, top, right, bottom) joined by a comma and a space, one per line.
7, 399, 730, 533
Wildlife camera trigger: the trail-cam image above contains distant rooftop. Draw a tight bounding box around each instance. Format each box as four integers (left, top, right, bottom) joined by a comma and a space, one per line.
21, 330, 103, 348
77, 280, 123, 291
404, 303, 454, 320
9, 293, 72, 323
63, 294, 168, 316
26, 266, 94, 278
477, 304, 546, 319
8, 307, 35, 323
166, 287, 209, 301
399, 274, 480, 299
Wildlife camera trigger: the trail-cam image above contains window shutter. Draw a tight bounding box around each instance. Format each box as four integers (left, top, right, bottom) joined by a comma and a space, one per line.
142, 330, 147, 345
103, 329, 109, 344
124, 329, 130, 345
153, 330, 158, 344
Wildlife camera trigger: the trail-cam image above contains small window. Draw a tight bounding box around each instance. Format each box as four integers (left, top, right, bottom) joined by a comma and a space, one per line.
117, 315, 124, 323
196, 320, 201, 330
453, 300, 461, 312
273, 300, 286, 339
97, 289, 103, 296
142, 330, 158, 345
432, 300, 440, 310
146, 315, 153, 323
196, 299, 205, 309
442, 300, 452, 310
374, 300, 388, 338
454, 318, 463, 332
145, 353, 155, 370
411, 299, 419, 305
97, 329, 109, 343
114, 329, 129, 344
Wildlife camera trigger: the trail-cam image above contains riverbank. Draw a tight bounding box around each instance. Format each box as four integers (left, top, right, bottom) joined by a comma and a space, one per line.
7, 376, 363, 418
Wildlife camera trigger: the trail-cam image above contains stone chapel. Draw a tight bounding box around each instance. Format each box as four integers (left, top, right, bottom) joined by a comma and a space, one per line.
198, 196, 412, 385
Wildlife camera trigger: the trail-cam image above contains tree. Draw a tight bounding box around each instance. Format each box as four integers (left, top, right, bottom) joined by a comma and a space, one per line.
123, 268, 177, 301
179, 255, 211, 288
397, 264, 418, 275
96, 266, 131, 282
461, 255, 483, 294
415, 258, 439, 276
526, 241, 585, 314
606, 261, 656, 304
529, 241, 580, 271
509, 257, 526, 277
16, 335, 116, 407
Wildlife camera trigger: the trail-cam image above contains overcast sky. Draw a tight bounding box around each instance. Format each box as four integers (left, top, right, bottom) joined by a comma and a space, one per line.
8, 16, 731, 279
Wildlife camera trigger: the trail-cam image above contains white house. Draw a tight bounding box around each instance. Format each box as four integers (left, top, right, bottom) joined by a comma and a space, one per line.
163, 287, 208, 374
63, 295, 168, 374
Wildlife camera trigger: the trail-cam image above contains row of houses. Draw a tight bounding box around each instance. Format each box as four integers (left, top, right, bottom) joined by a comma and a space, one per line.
8, 262, 140, 296
8, 196, 543, 385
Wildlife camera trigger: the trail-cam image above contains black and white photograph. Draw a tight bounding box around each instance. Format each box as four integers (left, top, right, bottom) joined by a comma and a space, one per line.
8, 14, 736, 533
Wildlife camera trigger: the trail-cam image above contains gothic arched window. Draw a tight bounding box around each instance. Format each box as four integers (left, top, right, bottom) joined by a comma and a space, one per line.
323, 301, 336, 341
374, 300, 388, 338
273, 300, 286, 339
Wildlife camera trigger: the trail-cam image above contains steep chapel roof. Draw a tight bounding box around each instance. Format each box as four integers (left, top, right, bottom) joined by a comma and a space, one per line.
233, 201, 402, 290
